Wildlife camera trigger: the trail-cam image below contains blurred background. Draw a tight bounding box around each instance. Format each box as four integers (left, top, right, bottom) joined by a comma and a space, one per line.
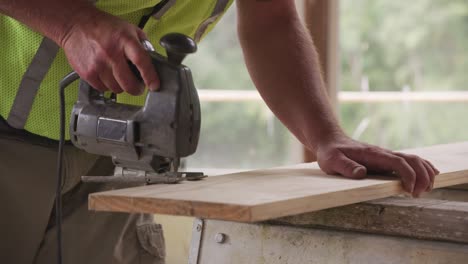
162, 0, 468, 262
184, 0, 468, 170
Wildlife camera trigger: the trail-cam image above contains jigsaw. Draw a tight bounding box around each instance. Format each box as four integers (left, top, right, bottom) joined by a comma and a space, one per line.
69, 33, 205, 184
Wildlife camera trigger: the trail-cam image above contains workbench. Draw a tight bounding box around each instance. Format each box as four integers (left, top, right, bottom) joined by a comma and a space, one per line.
187, 186, 468, 264
89, 142, 468, 263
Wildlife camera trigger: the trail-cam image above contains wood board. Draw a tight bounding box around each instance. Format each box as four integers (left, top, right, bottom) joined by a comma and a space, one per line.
89, 142, 468, 222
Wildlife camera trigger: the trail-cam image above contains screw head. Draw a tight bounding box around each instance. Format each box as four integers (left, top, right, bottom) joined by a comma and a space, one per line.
196, 224, 202, 232
215, 233, 227, 244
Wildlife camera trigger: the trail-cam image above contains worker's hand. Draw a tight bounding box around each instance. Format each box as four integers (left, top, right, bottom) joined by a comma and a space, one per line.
316, 134, 439, 197
59, 10, 159, 95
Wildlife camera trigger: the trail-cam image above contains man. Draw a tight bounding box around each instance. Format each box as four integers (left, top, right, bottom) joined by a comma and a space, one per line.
0, 0, 438, 263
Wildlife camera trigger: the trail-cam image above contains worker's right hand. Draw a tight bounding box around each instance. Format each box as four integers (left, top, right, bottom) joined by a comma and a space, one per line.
59, 9, 160, 95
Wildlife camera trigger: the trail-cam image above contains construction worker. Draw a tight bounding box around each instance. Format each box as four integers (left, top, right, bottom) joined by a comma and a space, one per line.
0, 0, 438, 263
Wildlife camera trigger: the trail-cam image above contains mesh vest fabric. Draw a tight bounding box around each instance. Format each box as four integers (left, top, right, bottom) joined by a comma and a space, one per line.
0, 0, 233, 140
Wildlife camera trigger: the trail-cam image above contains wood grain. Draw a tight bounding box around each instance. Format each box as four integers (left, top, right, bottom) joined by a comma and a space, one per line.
89, 142, 468, 222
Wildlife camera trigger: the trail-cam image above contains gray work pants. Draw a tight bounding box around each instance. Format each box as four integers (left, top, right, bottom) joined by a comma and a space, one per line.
0, 129, 166, 264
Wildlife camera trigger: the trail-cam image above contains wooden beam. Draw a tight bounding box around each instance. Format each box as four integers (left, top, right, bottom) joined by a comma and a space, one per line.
269, 196, 468, 244
89, 142, 468, 222
302, 0, 339, 162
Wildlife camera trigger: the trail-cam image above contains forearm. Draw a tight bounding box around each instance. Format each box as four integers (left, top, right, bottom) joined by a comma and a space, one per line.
237, 1, 342, 152
0, 0, 101, 45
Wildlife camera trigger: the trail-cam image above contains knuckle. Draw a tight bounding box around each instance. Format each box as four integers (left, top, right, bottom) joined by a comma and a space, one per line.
420, 177, 430, 186
80, 68, 97, 81
328, 149, 342, 157
391, 156, 406, 165
360, 146, 381, 157
100, 34, 123, 56
342, 160, 356, 171
407, 154, 420, 163
407, 170, 417, 181
88, 60, 105, 75
317, 159, 335, 175
120, 29, 136, 40
400, 167, 416, 181
112, 29, 132, 43
95, 47, 111, 61
361, 146, 374, 153
318, 149, 340, 162
132, 53, 150, 67
416, 161, 427, 170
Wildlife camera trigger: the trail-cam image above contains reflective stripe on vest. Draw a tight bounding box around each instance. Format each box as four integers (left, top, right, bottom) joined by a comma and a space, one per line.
6, 0, 96, 129
152, 0, 176, 20
194, 0, 231, 42
7, 37, 59, 129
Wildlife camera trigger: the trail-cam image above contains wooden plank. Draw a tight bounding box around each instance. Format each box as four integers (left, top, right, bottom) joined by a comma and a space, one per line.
89, 142, 468, 222
268, 196, 468, 243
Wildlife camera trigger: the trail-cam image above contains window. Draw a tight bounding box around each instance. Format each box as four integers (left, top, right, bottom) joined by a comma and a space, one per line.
339, 0, 468, 149
184, 0, 466, 171
184, 4, 303, 169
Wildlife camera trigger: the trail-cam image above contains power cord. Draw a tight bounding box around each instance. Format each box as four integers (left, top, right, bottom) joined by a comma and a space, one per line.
56, 71, 80, 264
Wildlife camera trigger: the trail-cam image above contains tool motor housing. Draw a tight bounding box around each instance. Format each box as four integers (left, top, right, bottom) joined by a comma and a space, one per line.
70, 44, 200, 173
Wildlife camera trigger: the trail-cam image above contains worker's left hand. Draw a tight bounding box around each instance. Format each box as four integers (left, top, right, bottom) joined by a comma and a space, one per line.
316, 134, 439, 197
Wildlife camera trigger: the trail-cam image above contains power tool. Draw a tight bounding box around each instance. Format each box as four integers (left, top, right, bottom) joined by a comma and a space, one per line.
68, 33, 205, 184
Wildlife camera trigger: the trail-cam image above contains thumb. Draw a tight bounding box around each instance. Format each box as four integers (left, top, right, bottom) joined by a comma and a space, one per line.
333, 155, 367, 179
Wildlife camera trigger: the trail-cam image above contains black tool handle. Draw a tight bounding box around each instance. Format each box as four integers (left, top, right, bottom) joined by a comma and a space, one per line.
160, 33, 197, 65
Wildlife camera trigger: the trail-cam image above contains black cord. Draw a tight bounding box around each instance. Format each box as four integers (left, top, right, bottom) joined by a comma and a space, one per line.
55, 1, 170, 260
56, 71, 80, 264
137, 0, 170, 29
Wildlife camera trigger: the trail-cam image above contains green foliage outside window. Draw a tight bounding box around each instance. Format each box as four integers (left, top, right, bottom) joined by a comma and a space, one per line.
185, 1, 468, 169
340, 0, 468, 149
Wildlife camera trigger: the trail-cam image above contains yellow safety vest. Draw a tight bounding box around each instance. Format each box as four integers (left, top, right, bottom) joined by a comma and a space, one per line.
0, 0, 233, 140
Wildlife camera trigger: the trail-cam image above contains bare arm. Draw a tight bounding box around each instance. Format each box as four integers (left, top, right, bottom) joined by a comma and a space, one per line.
0, 0, 159, 94
237, 0, 438, 197
0, 0, 92, 45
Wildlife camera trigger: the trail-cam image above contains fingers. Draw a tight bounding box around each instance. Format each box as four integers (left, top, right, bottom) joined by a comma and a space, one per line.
99, 65, 124, 94
419, 158, 436, 191
423, 161, 435, 191
393, 153, 433, 197
124, 37, 160, 91
83, 71, 107, 93
343, 147, 436, 196
327, 153, 367, 179
425, 159, 440, 175
112, 57, 145, 96
317, 138, 440, 197
344, 149, 417, 194
137, 30, 149, 43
